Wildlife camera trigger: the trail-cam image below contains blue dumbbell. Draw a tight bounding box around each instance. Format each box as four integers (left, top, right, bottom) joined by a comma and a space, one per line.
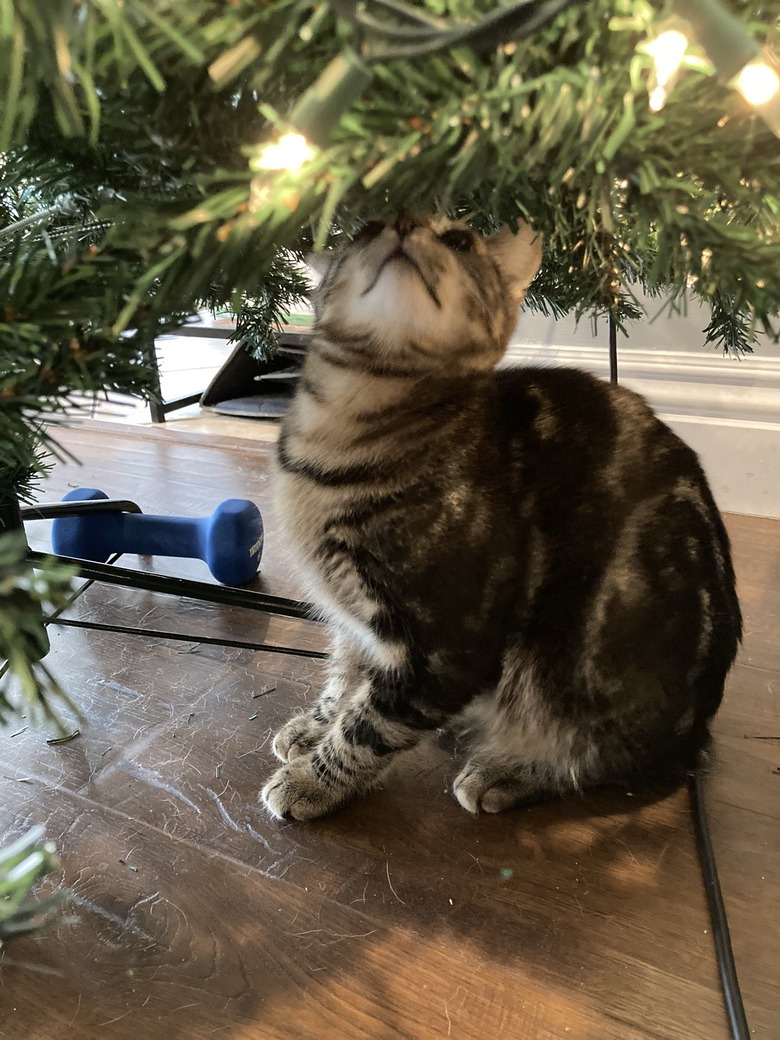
51, 488, 264, 586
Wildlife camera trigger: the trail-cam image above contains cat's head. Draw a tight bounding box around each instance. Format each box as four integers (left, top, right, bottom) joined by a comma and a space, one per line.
309, 212, 543, 371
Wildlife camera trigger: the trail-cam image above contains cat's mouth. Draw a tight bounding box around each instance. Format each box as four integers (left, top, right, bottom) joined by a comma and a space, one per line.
361, 247, 442, 309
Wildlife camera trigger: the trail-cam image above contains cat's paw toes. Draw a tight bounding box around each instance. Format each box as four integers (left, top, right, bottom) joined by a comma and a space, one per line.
478, 784, 525, 814
261, 758, 343, 821
453, 764, 529, 815
272, 714, 323, 763
452, 765, 489, 814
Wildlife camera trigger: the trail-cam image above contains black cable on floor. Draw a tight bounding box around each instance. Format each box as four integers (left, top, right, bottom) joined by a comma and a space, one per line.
47, 615, 329, 660
689, 773, 751, 1040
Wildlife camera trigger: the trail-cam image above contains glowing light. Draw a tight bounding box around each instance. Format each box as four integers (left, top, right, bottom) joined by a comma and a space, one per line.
731, 50, 780, 137
256, 132, 316, 172
649, 86, 668, 112
645, 29, 689, 88
734, 59, 780, 107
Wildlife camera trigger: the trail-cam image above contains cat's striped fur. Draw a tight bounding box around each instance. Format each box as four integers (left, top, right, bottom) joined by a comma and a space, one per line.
261, 212, 741, 821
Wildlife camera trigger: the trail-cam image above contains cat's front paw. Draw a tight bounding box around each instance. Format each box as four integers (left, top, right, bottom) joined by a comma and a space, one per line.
261, 757, 346, 821
272, 713, 325, 763
453, 762, 535, 814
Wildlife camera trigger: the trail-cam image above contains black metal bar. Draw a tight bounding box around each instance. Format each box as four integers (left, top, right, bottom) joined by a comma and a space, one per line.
143, 336, 166, 424
161, 392, 204, 415
26, 549, 318, 620
165, 324, 234, 339
47, 616, 328, 660
608, 312, 619, 384
20, 499, 142, 521
276, 331, 314, 349
148, 401, 166, 424
163, 326, 313, 347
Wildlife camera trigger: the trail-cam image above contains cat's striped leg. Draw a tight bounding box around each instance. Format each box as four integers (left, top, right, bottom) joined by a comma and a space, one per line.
262, 668, 433, 820
272, 635, 363, 762
451, 685, 585, 814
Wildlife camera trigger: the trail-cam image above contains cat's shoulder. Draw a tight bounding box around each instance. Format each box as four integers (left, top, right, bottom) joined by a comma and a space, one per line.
496, 363, 631, 397
493, 364, 655, 421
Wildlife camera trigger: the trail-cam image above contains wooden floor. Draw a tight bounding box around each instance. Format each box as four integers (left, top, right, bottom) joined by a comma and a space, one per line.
1, 421, 778, 1040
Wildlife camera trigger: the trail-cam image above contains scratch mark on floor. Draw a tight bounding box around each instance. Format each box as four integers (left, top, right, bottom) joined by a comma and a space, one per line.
68, 893, 156, 944
128, 763, 202, 814
244, 823, 278, 855
385, 862, 406, 905
205, 788, 241, 833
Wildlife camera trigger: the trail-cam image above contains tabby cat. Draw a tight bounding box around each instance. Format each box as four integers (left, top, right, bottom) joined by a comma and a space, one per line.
261, 211, 741, 821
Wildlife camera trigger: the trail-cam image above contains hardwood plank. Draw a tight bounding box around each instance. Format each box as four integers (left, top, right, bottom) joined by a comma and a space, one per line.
0, 627, 735, 1040
2, 786, 669, 1040
2, 425, 777, 1040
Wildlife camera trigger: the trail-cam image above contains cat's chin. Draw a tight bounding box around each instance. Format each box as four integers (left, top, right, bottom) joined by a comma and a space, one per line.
352, 267, 439, 324
334, 307, 444, 357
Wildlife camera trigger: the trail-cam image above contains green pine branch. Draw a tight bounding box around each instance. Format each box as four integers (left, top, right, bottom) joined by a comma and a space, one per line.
0, 826, 62, 945
0, 534, 80, 730
3, 1, 778, 359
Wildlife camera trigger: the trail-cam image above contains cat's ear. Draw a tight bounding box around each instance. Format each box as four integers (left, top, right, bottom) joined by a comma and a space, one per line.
487, 220, 543, 303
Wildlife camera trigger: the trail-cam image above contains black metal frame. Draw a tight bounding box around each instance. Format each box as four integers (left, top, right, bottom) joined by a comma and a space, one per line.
25, 548, 314, 620
49, 616, 328, 660
608, 312, 619, 384
12, 495, 320, 659
21, 498, 142, 520
148, 391, 205, 425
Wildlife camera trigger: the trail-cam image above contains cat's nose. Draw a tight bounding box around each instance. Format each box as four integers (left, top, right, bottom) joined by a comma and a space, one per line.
394, 210, 422, 240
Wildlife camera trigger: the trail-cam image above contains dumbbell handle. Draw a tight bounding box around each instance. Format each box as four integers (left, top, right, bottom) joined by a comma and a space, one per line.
109, 512, 209, 561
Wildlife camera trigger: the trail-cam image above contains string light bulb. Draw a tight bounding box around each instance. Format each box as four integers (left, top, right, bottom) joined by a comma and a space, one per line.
735, 59, 780, 107
642, 26, 690, 112
646, 29, 689, 86
255, 133, 316, 172
671, 0, 780, 136
253, 49, 372, 174
732, 53, 780, 135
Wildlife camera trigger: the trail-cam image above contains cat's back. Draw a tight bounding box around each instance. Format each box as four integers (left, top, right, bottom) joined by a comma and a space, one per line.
493, 364, 706, 502
495, 364, 663, 445
497, 362, 739, 638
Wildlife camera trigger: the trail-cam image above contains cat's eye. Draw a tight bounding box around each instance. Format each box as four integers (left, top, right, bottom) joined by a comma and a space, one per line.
439, 228, 474, 253
353, 220, 386, 243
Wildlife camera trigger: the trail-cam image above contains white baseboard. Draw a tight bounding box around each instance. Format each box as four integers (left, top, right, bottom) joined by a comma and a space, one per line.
504, 343, 780, 519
